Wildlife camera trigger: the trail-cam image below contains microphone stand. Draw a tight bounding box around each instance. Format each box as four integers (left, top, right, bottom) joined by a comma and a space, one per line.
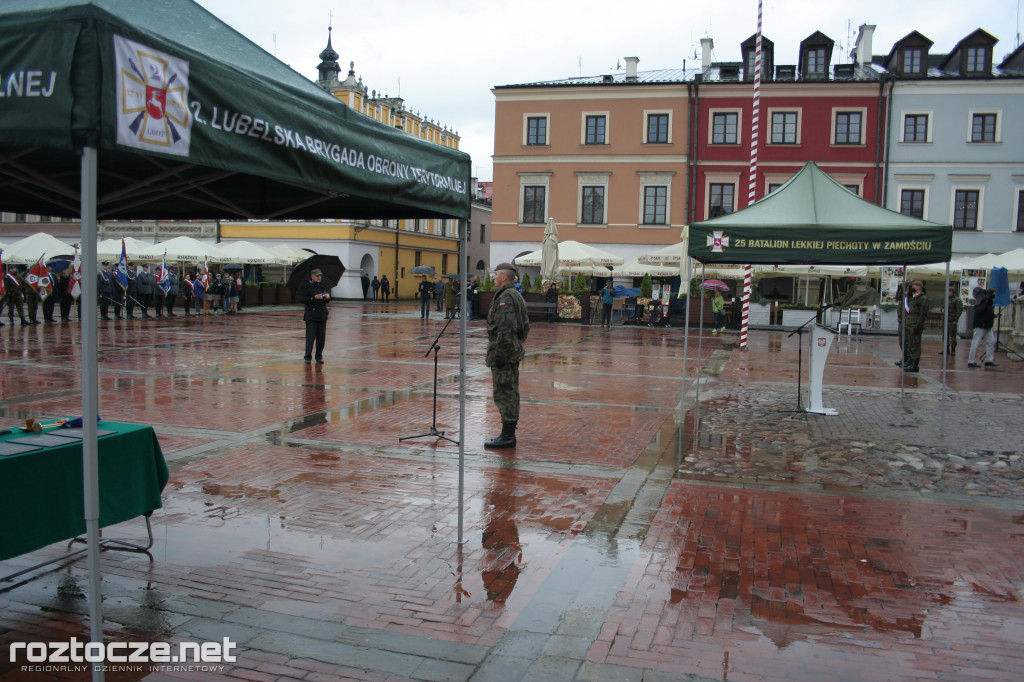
779, 304, 833, 414
399, 309, 460, 446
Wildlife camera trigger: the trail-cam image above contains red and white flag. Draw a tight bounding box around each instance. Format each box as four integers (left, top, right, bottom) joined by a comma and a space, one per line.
27, 256, 52, 301
201, 257, 209, 287
68, 249, 82, 299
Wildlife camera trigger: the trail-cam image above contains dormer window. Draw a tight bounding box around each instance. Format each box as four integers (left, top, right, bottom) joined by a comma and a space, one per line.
806, 48, 826, 75
902, 48, 922, 74
799, 32, 834, 79
966, 46, 987, 73
741, 35, 774, 82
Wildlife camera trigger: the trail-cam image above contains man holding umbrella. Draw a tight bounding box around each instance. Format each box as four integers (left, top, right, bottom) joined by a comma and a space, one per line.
300, 269, 330, 364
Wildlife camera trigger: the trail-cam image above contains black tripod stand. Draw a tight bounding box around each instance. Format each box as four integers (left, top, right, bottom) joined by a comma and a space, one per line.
399, 311, 459, 445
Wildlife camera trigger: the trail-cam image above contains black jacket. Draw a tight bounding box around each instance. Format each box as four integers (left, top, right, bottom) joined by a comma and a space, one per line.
299, 280, 330, 321
973, 296, 995, 330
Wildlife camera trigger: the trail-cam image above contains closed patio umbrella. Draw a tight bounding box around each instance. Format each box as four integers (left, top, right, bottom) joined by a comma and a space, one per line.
539, 217, 559, 283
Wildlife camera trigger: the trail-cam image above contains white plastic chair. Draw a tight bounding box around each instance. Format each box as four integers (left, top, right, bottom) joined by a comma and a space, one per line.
837, 309, 862, 335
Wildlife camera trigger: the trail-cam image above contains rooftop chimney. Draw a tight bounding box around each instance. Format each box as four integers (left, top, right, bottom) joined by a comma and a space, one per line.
624, 56, 639, 80
855, 24, 875, 66
701, 38, 714, 73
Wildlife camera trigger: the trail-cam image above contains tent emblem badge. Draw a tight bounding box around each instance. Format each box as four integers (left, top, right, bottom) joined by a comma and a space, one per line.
707, 231, 730, 253
114, 35, 192, 156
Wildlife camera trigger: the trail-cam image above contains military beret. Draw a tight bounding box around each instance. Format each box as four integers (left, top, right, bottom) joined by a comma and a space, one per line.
495, 262, 518, 275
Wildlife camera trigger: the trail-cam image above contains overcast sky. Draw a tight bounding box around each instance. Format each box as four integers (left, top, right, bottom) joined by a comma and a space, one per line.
198, 0, 1020, 182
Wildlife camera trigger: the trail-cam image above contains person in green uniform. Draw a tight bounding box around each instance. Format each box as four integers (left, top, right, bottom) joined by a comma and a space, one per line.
902, 280, 928, 372
940, 285, 964, 356
484, 263, 530, 449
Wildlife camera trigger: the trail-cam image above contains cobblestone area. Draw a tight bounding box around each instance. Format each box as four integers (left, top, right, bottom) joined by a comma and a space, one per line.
684, 385, 1024, 497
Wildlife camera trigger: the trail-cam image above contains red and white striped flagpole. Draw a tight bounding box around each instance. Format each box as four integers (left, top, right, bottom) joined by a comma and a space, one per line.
741, 0, 765, 350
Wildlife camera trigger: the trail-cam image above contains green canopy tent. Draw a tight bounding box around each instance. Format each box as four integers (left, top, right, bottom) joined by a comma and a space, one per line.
689, 162, 952, 265
0, 2, 470, 673
685, 162, 955, 437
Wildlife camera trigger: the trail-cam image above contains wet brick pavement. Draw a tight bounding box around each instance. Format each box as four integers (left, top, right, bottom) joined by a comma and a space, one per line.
0, 302, 1022, 682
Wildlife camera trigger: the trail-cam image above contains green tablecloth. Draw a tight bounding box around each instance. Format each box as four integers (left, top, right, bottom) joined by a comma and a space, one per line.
0, 421, 168, 562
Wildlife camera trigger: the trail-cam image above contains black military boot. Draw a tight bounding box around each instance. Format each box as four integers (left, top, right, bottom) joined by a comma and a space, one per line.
484, 421, 517, 449
904, 360, 919, 373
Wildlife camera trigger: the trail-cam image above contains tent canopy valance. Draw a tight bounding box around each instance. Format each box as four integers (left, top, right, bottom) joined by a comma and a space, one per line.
0, 0, 471, 221
689, 162, 953, 266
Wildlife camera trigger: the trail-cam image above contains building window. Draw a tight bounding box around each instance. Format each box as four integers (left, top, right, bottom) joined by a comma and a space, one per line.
414, 251, 422, 266
900, 190, 925, 218
480, 223, 485, 243
834, 112, 862, 144
902, 48, 922, 74
580, 186, 605, 224
953, 190, 979, 230
1017, 190, 1024, 231
709, 183, 735, 218
643, 186, 667, 225
527, 116, 547, 145
966, 46, 986, 73
442, 254, 448, 273
646, 113, 669, 143
770, 112, 798, 144
806, 48, 826, 75
843, 185, 860, 196
522, 186, 546, 223
971, 113, 996, 142
712, 112, 738, 144
904, 114, 928, 142
585, 115, 606, 144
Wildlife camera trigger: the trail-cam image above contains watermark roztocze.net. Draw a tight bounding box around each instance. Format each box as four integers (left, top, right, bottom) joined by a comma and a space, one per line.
10, 637, 237, 669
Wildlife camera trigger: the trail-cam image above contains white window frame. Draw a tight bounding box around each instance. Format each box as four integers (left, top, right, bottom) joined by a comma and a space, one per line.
967, 109, 1001, 143
708, 108, 743, 145
766, 108, 802, 145
637, 171, 675, 228
830, 107, 867, 146
703, 171, 741, 219
949, 184, 984, 231
826, 172, 866, 198
518, 172, 551, 225
523, 113, 551, 146
576, 172, 610, 227
896, 186, 929, 220
1014, 177, 1024, 232
581, 111, 609, 145
643, 109, 672, 144
900, 110, 933, 144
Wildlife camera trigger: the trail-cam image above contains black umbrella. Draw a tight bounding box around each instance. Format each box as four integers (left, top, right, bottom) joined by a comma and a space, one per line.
409, 265, 435, 276
287, 254, 345, 293
443, 273, 461, 279
221, 263, 244, 271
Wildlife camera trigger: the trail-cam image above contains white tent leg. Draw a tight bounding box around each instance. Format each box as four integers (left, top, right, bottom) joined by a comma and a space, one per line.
457, 219, 467, 545
81, 146, 105, 682
941, 263, 950, 435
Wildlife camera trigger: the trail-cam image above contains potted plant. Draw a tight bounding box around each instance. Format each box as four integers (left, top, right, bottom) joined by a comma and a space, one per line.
476, 273, 496, 316
243, 282, 260, 307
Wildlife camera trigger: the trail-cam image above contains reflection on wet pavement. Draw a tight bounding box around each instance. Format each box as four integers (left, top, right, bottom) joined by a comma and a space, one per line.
0, 304, 1021, 682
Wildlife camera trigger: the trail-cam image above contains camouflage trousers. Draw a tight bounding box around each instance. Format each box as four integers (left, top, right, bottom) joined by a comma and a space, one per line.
906, 326, 923, 361
490, 363, 520, 423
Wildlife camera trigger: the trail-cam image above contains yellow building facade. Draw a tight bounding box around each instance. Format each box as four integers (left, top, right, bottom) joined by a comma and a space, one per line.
224, 27, 463, 299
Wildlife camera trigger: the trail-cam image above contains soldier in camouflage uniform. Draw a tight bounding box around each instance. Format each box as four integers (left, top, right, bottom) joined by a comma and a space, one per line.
901, 280, 928, 372
484, 263, 530, 449
940, 285, 964, 356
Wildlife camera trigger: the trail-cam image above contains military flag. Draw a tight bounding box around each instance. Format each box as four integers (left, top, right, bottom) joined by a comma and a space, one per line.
157, 252, 171, 293
68, 249, 82, 299
28, 256, 52, 300
114, 238, 129, 290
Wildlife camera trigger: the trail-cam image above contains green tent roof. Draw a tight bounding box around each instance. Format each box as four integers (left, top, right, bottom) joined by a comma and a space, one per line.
0, 0, 471, 220
689, 162, 952, 265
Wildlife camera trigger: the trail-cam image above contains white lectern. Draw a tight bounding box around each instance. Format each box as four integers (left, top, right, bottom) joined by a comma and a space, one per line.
807, 323, 838, 415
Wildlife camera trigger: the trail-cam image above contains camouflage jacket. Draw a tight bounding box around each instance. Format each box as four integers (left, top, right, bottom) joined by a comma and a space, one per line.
486, 283, 530, 367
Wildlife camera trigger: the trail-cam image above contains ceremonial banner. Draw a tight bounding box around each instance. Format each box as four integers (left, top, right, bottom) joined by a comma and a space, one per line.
114, 239, 128, 290
27, 256, 52, 300
157, 253, 171, 293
